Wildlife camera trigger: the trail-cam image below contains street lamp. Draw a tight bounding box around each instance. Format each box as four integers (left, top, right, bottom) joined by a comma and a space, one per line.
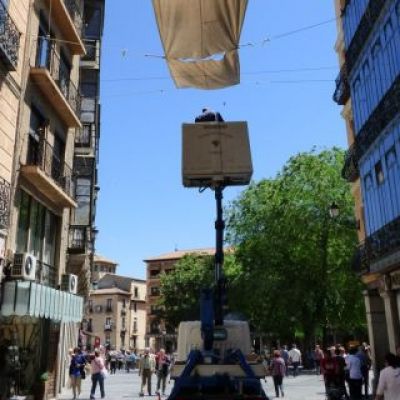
329, 202, 340, 219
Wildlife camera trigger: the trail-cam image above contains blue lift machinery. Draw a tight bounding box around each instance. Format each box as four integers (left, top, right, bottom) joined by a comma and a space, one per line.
168, 119, 269, 400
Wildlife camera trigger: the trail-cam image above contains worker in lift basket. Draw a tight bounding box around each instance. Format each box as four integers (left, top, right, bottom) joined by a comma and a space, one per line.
195, 107, 224, 122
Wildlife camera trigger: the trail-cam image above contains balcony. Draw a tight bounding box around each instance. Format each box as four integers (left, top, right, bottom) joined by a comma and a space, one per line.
0, 176, 11, 229
68, 225, 89, 253
104, 323, 112, 331
106, 306, 112, 313
43, 0, 85, 55
357, 216, 400, 274
341, 143, 359, 182
20, 137, 77, 208
30, 38, 81, 128
0, 1, 20, 70
82, 39, 100, 65
333, 65, 350, 106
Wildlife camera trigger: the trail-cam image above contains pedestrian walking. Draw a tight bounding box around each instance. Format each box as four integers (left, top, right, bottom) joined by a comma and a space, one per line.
320, 348, 338, 397
333, 347, 349, 400
356, 344, 371, 399
155, 348, 171, 396
375, 352, 400, 400
280, 346, 290, 376
109, 349, 117, 375
270, 350, 286, 398
69, 347, 85, 400
314, 345, 324, 375
90, 349, 106, 399
345, 347, 363, 400
139, 348, 156, 396
288, 344, 302, 377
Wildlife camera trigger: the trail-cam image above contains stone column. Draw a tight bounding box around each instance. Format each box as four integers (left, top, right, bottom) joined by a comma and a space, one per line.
380, 288, 400, 353
363, 289, 389, 392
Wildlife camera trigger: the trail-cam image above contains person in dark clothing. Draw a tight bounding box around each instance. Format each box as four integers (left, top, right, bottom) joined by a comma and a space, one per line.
334, 347, 349, 400
195, 108, 224, 122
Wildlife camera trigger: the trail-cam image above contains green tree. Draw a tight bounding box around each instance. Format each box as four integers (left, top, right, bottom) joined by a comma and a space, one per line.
226, 147, 365, 345
158, 253, 243, 327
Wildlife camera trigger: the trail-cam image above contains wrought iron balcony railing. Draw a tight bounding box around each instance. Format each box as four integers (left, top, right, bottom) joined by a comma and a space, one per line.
104, 323, 112, 331
69, 225, 89, 252
0, 1, 20, 70
35, 37, 81, 115
27, 136, 74, 198
82, 39, 99, 62
0, 176, 10, 229
341, 143, 359, 182
357, 216, 400, 273
64, 0, 83, 36
333, 64, 350, 106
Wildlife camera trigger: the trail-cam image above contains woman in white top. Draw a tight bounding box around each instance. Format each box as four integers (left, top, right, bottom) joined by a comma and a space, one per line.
375, 353, 400, 400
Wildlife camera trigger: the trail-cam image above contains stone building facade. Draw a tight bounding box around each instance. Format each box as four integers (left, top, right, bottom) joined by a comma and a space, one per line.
84, 274, 147, 351
144, 248, 215, 351
0, 1, 105, 398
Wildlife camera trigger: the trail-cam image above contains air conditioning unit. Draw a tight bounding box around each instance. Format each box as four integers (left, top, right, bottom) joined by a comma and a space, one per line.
61, 273, 78, 294
12, 253, 37, 281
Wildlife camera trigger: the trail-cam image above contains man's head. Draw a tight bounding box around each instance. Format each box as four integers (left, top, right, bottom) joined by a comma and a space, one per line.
144, 348, 150, 355
159, 348, 165, 355
292, 344, 297, 349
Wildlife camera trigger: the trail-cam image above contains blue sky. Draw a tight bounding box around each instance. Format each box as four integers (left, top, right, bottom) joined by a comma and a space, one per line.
96, 0, 346, 279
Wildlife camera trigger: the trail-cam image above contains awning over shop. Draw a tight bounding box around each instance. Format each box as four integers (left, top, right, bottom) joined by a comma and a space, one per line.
0, 281, 83, 322
152, 0, 248, 89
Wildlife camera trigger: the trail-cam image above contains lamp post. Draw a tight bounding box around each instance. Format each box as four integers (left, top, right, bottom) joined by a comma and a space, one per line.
320, 202, 340, 347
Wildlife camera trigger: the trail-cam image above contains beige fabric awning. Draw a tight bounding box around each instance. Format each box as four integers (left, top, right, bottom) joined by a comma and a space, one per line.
152, 0, 248, 89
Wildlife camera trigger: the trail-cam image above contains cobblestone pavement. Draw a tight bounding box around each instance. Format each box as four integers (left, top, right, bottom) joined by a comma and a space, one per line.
58, 369, 329, 400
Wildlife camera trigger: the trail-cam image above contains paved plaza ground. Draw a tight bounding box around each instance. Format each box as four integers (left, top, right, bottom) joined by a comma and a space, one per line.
58, 369, 330, 400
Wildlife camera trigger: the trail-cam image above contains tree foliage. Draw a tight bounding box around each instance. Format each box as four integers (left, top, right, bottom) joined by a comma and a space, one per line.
158, 253, 243, 327
158, 148, 366, 345
225, 148, 365, 343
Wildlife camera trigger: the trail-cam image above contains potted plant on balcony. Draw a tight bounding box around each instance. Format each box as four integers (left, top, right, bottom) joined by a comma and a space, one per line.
32, 371, 49, 400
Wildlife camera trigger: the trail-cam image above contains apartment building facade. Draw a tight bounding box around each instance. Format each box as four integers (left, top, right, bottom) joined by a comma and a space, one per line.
84, 274, 147, 351
333, 0, 400, 370
144, 248, 215, 351
90, 253, 118, 283
0, 1, 105, 398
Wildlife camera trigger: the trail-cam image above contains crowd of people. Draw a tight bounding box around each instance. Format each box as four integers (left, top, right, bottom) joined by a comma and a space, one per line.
67, 346, 173, 399
261, 342, 400, 400
67, 342, 400, 400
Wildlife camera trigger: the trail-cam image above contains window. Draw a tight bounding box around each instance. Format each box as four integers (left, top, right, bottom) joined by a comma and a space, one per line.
106, 299, 112, 311
131, 301, 137, 312
375, 161, 385, 185
134, 287, 139, 298
151, 287, 160, 296
384, 19, 393, 41
105, 332, 111, 344
122, 299, 126, 308
133, 318, 137, 332
150, 269, 160, 277
75, 124, 92, 146
16, 191, 58, 284
105, 317, 111, 325
74, 177, 91, 225
364, 173, 373, 191
385, 146, 397, 169
84, 3, 102, 38
122, 317, 126, 328
372, 39, 381, 59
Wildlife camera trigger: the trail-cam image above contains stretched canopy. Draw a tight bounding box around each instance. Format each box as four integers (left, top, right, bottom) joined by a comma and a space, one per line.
152, 0, 248, 89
